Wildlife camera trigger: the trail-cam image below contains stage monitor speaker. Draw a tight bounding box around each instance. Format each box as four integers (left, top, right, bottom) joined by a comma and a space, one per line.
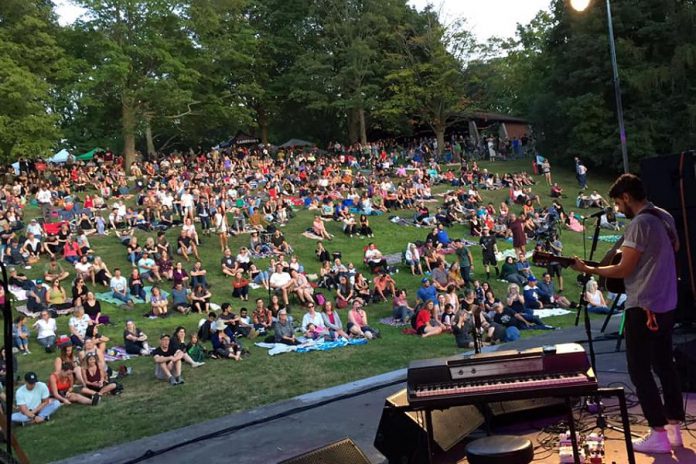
640, 151, 696, 210
674, 339, 696, 393
374, 389, 484, 463
640, 152, 696, 321
278, 438, 370, 464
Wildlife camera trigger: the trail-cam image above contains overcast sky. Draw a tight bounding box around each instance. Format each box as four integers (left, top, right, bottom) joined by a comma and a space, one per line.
408, 0, 552, 42
54, 0, 552, 42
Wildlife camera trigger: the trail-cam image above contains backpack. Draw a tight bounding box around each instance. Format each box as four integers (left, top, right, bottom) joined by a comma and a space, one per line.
315, 292, 326, 306
198, 320, 212, 342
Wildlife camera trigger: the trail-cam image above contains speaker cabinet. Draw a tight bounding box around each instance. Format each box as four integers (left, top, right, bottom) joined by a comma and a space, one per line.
278, 438, 371, 464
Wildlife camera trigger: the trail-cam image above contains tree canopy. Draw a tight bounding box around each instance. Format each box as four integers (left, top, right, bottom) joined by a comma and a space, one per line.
0, 0, 694, 168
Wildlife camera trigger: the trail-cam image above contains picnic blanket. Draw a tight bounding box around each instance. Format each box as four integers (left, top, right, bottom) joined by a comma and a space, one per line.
255, 337, 368, 356
104, 346, 133, 362
348, 208, 384, 216
533, 308, 572, 318
588, 235, 622, 244
379, 317, 409, 327
9, 286, 28, 302
384, 253, 402, 265
302, 231, 324, 240
96, 286, 170, 306
496, 249, 533, 262
16, 304, 74, 318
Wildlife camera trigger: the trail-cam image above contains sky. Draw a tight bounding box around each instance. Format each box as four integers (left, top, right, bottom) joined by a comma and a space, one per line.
54, 0, 552, 43
408, 0, 552, 42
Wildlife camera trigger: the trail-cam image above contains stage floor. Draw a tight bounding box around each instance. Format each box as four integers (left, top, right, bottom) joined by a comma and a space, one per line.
55, 317, 696, 464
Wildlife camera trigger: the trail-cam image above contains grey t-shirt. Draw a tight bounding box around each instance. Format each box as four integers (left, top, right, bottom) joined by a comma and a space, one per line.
622, 203, 677, 312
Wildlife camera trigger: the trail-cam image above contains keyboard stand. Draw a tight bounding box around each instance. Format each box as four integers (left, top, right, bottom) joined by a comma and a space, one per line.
408, 387, 635, 464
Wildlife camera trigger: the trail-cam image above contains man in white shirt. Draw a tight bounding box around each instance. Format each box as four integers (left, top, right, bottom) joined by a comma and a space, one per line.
12, 372, 61, 424
269, 263, 292, 306
110, 267, 133, 307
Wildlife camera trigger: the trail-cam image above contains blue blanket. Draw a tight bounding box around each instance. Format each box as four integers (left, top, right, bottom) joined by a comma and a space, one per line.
96, 286, 170, 306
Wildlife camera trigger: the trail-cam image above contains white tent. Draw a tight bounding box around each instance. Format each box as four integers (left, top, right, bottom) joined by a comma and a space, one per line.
47, 149, 70, 164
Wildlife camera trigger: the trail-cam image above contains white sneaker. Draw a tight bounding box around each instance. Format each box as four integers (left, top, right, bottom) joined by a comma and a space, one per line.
665, 423, 683, 447
632, 429, 671, 454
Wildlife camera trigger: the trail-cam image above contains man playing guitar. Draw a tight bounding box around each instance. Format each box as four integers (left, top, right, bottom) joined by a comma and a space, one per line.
572, 174, 684, 454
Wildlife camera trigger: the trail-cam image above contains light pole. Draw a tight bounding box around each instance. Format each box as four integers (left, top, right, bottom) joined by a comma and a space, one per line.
570, 0, 630, 173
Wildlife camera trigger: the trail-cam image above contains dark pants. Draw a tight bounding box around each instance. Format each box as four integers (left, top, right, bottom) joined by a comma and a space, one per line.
624, 308, 684, 427
459, 266, 472, 287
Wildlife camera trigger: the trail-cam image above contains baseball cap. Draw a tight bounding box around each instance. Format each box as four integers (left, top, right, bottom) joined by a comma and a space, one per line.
24, 372, 38, 384
421, 277, 429, 283
528, 276, 537, 282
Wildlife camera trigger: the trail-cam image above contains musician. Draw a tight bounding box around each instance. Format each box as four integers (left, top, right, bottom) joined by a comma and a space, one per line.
572, 174, 683, 454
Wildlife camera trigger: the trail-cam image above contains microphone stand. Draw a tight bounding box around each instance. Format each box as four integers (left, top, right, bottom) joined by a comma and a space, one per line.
576, 218, 628, 437
471, 306, 482, 354
1, 263, 15, 460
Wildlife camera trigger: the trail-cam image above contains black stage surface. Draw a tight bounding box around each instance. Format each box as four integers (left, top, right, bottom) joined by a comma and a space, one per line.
55, 315, 696, 464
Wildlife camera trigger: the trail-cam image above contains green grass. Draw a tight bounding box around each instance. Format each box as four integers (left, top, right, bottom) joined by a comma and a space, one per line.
9, 158, 618, 463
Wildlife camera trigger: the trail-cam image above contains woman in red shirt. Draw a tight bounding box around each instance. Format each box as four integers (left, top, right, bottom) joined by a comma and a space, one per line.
415, 301, 444, 338
50, 362, 96, 406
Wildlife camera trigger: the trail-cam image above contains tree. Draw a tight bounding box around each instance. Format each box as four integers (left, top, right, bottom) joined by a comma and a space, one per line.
380, 9, 474, 154
0, 0, 66, 161
66, 0, 201, 166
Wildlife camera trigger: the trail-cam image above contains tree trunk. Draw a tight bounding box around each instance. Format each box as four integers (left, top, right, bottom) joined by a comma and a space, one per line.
348, 108, 360, 144
256, 106, 269, 144
434, 123, 445, 155
122, 99, 136, 168
359, 107, 367, 145
144, 116, 156, 160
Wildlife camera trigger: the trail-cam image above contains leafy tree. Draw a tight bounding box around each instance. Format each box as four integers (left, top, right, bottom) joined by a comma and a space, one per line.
0, 0, 66, 161
380, 8, 474, 153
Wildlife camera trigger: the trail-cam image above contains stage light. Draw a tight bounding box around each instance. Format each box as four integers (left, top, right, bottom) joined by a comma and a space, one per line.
570, 0, 591, 12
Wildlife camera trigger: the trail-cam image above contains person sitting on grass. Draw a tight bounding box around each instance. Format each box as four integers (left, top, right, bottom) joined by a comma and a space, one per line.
452, 308, 476, 348
232, 269, 250, 301
123, 320, 151, 356
269, 263, 293, 307
54, 343, 85, 386
11, 372, 62, 425
404, 243, 424, 275
289, 269, 313, 305
68, 306, 92, 348
191, 284, 212, 314
153, 334, 185, 385
505, 283, 553, 330
128, 268, 147, 301
347, 300, 379, 339
372, 272, 396, 302
171, 326, 205, 368
364, 242, 387, 273
149, 286, 169, 318
190, 260, 209, 288
170, 281, 192, 314
210, 320, 242, 360
252, 298, 273, 334
321, 301, 350, 340
33, 310, 57, 353
414, 300, 444, 338
110, 268, 134, 307
312, 215, 333, 240
137, 252, 162, 283
44, 257, 69, 283
301, 302, 327, 339
50, 362, 97, 406
80, 353, 117, 400
500, 256, 527, 286
585, 279, 611, 314
273, 309, 299, 345
392, 289, 415, 323
177, 229, 199, 262
537, 273, 573, 309
12, 315, 30, 355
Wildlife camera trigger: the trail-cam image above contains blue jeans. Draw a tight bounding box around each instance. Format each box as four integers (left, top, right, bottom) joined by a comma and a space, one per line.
37, 336, 56, 349
392, 305, 413, 321
588, 304, 611, 315
12, 399, 62, 423
113, 291, 132, 304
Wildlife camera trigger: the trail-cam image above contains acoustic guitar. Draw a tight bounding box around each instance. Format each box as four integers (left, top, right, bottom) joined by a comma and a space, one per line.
532, 250, 625, 294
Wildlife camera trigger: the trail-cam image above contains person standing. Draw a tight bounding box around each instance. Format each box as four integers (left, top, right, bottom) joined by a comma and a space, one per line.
573, 174, 684, 454
478, 227, 498, 280
454, 239, 474, 288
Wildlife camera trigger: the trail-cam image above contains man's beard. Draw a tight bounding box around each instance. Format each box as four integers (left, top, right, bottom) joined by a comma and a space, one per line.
624, 205, 636, 219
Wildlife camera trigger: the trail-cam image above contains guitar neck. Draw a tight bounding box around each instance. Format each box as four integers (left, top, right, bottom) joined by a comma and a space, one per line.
532, 251, 599, 268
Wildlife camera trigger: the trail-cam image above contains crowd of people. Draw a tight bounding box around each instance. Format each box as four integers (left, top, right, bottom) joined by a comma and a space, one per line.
5, 138, 619, 428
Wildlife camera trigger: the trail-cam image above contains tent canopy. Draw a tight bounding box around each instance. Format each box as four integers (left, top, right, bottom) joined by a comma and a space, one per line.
77, 147, 104, 161
279, 138, 315, 148
47, 149, 70, 164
